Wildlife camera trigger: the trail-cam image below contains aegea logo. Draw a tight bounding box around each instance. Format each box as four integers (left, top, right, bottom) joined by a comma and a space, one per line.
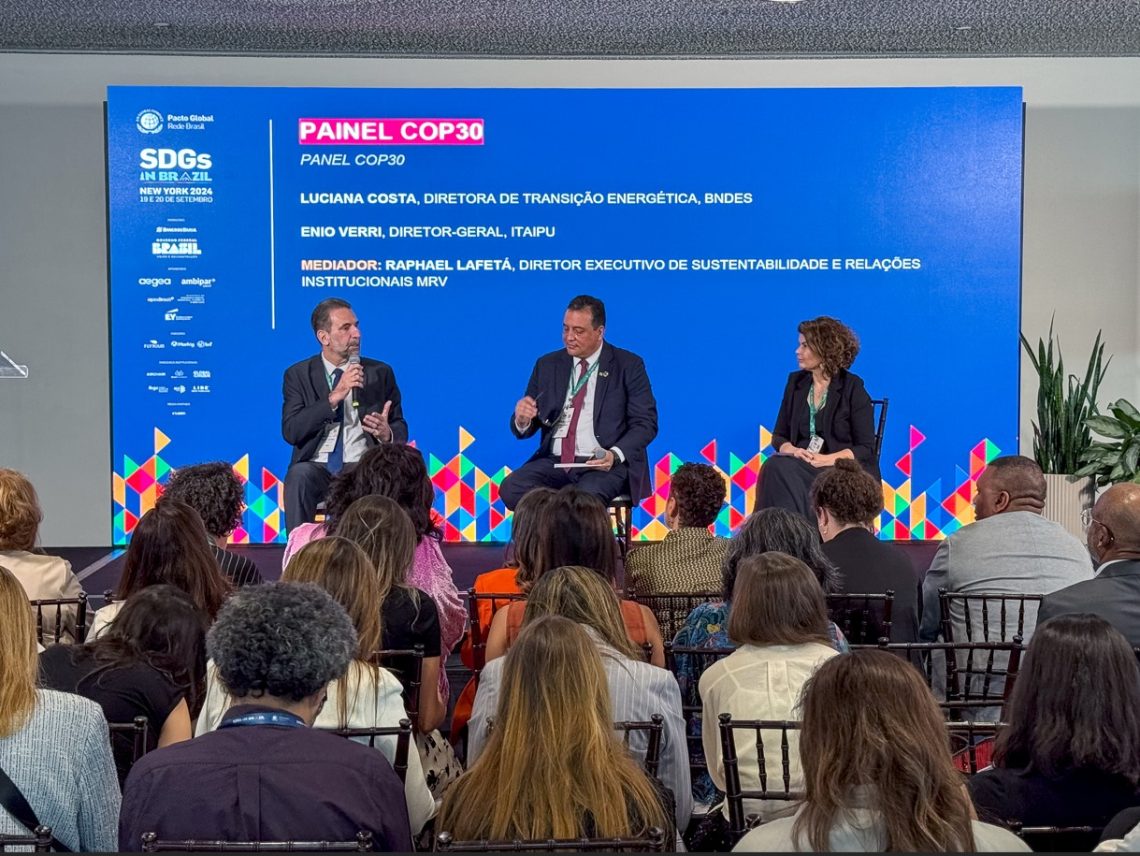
139, 148, 213, 170
138, 277, 172, 287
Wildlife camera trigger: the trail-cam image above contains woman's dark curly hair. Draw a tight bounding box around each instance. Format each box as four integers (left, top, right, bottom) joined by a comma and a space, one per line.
207, 581, 356, 702
722, 507, 840, 600
162, 461, 244, 539
810, 459, 884, 526
323, 444, 439, 541
670, 463, 727, 528
799, 316, 860, 378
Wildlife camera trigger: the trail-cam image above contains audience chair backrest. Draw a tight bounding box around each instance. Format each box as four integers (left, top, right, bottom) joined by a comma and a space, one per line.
944, 721, 1006, 774
1009, 822, 1104, 853
614, 714, 665, 778
938, 589, 1044, 644
663, 642, 736, 776
369, 644, 424, 730
140, 831, 374, 852
870, 398, 889, 462
825, 591, 894, 645
29, 592, 88, 645
0, 826, 54, 853
435, 827, 667, 853
108, 715, 151, 768
717, 715, 803, 842
629, 592, 720, 641
466, 588, 527, 676
318, 719, 412, 784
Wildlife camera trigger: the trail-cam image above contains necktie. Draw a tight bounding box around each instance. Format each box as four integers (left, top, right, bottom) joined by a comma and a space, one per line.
560, 359, 590, 464
327, 368, 345, 474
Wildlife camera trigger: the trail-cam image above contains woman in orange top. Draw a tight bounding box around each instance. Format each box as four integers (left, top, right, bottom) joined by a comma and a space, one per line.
484, 489, 664, 666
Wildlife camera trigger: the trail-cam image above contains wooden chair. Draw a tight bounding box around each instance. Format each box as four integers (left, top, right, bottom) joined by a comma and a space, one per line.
319, 718, 412, 784
1008, 822, 1103, 853
614, 714, 665, 778
610, 495, 634, 560
627, 592, 720, 641
944, 720, 1006, 774
663, 642, 736, 776
870, 398, 889, 463
0, 827, 54, 853
436, 827, 667, 852
140, 831, 374, 852
370, 644, 424, 730
717, 715, 804, 843
825, 591, 894, 645
465, 588, 527, 679
108, 715, 151, 770
29, 592, 88, 644
938, 590, 1044, 643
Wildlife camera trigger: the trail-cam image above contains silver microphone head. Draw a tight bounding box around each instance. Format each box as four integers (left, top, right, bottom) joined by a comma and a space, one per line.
347, 353, 361, 365
347, 354, 361, 407
592, 448, 607, 460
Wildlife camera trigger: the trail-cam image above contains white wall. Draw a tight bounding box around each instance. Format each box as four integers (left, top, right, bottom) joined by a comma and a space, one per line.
1, 54, 1137, 545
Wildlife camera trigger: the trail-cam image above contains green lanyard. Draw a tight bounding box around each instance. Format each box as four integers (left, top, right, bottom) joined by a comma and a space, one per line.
807, 385, 828, 436
568, 359, 600, 398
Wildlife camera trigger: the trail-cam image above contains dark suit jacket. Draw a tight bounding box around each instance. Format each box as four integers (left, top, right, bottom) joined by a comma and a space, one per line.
770, 368, 880, 480
118, 705, 412, 852
822, 527, 920, 643
281, 355, 408, 466
510, 342, 658, 501
1038, 559, 1140, 646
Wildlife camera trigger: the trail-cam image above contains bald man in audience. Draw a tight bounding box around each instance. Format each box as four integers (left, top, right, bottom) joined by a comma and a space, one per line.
1038, 483, 1140, 646
919, 456, 1092, 645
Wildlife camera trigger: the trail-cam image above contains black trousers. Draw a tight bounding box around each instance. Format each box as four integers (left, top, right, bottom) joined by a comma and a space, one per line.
283, 460, 357, 532
499, 456, 630, 511
755, 454, 821, 521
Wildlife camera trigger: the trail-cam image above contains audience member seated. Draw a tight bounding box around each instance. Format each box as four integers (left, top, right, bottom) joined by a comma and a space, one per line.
39, 585, 206, 785
733, 650, 1028, 852
812, 459, 919, 642
969, 613, 1140, 833
196, 535, 436, 833
920, 455, 1091, 644
283, 444, 464, 696
453, 486, 559, 739
484, 488, 665, 665
161, 461, 264, 587
702, 553, 840, 826
118, 582, 412, 852
468, 565, 692, 830
91, 499, 232, 638
0, 565, 119, 851
626, 462, 729, 596
0, 467, 84, 642
439, 615, 674, 845
1039, 483, 1140, 646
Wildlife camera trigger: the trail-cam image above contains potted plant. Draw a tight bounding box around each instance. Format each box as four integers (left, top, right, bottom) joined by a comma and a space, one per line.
1020, 320, 1106, 538
1074, 400, 1140, 486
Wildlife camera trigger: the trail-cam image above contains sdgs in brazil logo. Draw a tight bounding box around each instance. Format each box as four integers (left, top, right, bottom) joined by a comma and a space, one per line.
136, 109, 164, 134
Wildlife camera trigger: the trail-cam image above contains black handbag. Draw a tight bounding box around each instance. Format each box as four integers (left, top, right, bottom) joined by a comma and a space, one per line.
0, 764, 72, 852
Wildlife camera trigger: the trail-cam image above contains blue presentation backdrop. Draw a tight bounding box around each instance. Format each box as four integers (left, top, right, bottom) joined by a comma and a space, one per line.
106, 86, 1023, 545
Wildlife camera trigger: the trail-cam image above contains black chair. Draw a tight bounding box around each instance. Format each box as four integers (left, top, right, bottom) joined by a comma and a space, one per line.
628, 592, 720, 641
320, 718, 412, 784
854, 638, 1024, 720
370, 644, 424, 730
938, 589, 1044, 643
0, 827, 54, 853
140, 831, 374, 852
870, 397, 889, 463
826, 591, 894, 645
717, 715, 804, 843
944, 721, 1006, 774
663, 642, 736, 776
1008, 822, 1103, 853
614, 714, 665, 778
108, 715, 151, 769
436, 828, 667, 853
465, 588, 527, 679
29, 592, 88, 644
610, 495, 634, 560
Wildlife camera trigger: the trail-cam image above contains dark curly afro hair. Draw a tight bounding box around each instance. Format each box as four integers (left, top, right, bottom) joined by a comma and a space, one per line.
810, 458, 884, 525
670, 463, 727, 528
162, 461, 244, 539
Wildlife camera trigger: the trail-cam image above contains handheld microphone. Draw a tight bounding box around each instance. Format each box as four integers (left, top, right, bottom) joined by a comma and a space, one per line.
348, 353, 361, 409
592, 448, 607, 460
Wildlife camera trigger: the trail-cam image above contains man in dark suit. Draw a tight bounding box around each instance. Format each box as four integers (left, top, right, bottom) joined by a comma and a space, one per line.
281, 298, 407, 531
1038, 482, 1140, 646
500, 295, 657, 510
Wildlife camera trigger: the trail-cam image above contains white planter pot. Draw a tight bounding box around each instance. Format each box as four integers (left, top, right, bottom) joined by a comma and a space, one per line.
1043, 474, 1096, 541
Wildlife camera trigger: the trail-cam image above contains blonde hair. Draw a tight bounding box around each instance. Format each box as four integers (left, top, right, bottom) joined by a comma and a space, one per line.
283, 536, 382, 728
522, 565, 643, 660
0, 469, 42, 551
439, 615, 668, 841
0, 565, 38, 736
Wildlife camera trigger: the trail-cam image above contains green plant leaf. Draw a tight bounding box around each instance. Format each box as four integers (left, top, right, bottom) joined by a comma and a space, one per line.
1087, 416, 1130, 439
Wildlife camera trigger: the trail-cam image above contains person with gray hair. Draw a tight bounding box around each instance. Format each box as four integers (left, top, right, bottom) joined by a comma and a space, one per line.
117, 583, 412, 852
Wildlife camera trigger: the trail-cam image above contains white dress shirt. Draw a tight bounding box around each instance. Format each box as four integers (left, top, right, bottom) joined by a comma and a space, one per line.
544, 345, 625, 463
312, 355, 369, 465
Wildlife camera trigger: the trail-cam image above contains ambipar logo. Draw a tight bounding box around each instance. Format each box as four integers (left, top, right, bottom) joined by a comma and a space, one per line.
136, 109, 164, 134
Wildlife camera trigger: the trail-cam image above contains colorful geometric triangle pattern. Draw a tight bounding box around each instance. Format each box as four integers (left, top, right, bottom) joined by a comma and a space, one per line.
112, 423, 999, 544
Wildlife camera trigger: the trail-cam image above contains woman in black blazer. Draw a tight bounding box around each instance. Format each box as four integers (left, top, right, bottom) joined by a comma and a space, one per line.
757, 317, 879, 519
